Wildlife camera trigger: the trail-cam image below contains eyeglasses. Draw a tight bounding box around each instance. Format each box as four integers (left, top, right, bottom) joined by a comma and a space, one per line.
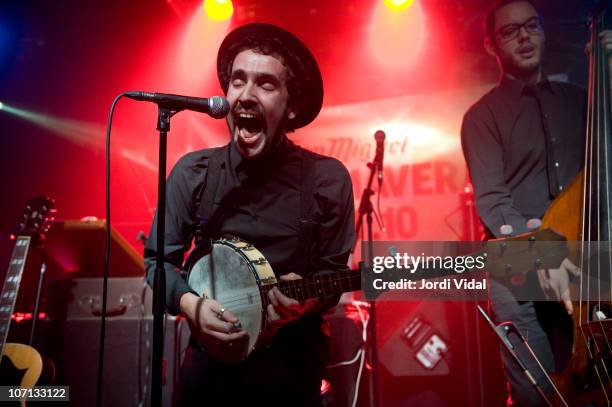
492, 16, 544, 43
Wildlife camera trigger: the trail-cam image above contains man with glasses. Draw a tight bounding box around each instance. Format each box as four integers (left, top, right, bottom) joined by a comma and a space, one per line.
461, 0, 612, 405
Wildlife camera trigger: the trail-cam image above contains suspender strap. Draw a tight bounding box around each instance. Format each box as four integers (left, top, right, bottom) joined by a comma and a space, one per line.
196, 148, 225, 246
196, 146, 318, 277
294, 148, 317, 277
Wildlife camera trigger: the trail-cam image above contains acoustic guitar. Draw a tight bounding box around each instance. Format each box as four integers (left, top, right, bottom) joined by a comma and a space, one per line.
0, 196, 56, 405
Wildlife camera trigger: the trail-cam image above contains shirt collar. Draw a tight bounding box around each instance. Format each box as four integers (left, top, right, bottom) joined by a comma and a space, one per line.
228, 134, 290, 175
498, 73, 554, 98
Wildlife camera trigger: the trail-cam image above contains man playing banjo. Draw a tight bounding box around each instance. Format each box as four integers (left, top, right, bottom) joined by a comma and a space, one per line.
144, 23, 356, 406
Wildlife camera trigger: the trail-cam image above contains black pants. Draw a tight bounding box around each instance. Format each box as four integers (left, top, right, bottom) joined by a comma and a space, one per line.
490, 280, 573, 407
177, 315, 329, 407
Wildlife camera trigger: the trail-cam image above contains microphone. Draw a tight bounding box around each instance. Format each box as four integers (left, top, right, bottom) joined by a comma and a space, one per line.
375, 130, 386, 182
125, 91, 230, 119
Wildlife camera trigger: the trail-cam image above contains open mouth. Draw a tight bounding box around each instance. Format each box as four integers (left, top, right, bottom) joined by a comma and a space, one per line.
234, 111, 264, 144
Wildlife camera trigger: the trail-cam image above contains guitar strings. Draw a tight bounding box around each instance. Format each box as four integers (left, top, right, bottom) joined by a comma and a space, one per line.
209, 272, 360, 308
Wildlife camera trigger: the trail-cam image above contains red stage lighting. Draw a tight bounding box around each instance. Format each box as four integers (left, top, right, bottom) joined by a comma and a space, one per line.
12, 312, 47, 323
384, 0, 415, 11
369, 0, 425, 71
177, 4, 231, 91
320, 379, 331, 395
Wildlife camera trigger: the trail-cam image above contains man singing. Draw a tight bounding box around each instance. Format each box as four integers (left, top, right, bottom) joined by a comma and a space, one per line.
144, 23, 356, 406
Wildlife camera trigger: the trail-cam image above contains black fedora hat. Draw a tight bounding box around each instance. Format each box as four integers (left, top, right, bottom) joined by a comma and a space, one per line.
217, 23, 324, 130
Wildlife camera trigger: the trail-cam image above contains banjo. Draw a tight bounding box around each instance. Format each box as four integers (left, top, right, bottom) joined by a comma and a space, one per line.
185, 229, 567, 364
186, 236, 360, 364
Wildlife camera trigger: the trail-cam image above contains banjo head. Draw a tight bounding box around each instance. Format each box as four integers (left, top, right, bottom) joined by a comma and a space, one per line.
187, 238, 274, 363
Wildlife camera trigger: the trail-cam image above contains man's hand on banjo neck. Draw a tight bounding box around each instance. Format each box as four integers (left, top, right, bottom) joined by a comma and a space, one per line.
266, 272, 321, 325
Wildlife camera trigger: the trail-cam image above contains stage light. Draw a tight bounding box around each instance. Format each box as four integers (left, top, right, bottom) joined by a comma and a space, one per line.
204, 0, 233, 21
177, 3, 231, 91
0, 102, 105, 148
384, 0, 415, 11
320, 379, 331, 395
0, 102, 4, 110
369, 0, 425, 71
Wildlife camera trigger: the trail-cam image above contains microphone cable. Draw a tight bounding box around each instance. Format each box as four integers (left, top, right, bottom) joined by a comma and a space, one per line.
96, 92, 129, 407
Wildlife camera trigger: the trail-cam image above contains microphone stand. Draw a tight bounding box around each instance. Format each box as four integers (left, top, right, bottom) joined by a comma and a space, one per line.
151, 106, 174, 407
354, 157, 381, 407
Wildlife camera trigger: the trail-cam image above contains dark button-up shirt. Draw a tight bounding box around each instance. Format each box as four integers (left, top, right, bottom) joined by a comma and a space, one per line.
144, 136, 356, 315
461, 76, 586, 238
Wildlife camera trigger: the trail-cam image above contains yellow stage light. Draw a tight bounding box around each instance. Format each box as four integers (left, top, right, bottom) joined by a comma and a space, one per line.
204, 0, 234, 21
383, 0, 415, 12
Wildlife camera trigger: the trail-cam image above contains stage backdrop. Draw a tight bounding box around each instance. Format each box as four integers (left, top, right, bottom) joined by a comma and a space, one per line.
106, 84, 491, 260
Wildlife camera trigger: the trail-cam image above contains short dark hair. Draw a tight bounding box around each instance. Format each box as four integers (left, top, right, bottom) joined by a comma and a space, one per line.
483, 0, 538, 38
219, 34, 306, 131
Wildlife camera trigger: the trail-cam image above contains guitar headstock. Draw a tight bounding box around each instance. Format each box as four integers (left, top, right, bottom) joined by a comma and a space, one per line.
11, 196, 57, 240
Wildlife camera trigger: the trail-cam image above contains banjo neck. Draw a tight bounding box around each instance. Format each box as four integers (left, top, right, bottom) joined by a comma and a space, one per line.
273, 268, 361, 302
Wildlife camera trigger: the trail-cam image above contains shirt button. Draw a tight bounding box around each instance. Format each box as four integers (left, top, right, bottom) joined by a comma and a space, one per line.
551, 137, 557, 143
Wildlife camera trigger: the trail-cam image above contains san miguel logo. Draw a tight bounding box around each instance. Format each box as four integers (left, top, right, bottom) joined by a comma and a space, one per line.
306, 136, 410, 163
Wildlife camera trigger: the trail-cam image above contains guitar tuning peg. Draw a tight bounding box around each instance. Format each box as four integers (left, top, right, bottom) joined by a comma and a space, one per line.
526, 218, 542, 231
499, 225, 513, 237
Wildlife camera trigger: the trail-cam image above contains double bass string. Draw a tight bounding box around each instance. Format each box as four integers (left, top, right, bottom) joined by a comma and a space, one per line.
581, 10, 595, 359
586, 10, 612, 394
597, 10, 612, 356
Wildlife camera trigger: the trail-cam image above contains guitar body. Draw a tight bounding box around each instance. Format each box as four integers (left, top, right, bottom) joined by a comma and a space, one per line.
0, 343, 42, 388
186, 237, 278, 364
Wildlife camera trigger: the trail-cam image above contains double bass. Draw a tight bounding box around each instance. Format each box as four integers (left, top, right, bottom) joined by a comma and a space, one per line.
541, 1, 612, 405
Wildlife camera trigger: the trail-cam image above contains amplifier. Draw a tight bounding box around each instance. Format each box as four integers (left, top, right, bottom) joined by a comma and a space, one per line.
47, 277, 189, 407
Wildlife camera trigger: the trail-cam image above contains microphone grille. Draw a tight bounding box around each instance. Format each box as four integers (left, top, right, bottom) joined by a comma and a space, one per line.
208, 96, 230, 119
375, 130, 386, 142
